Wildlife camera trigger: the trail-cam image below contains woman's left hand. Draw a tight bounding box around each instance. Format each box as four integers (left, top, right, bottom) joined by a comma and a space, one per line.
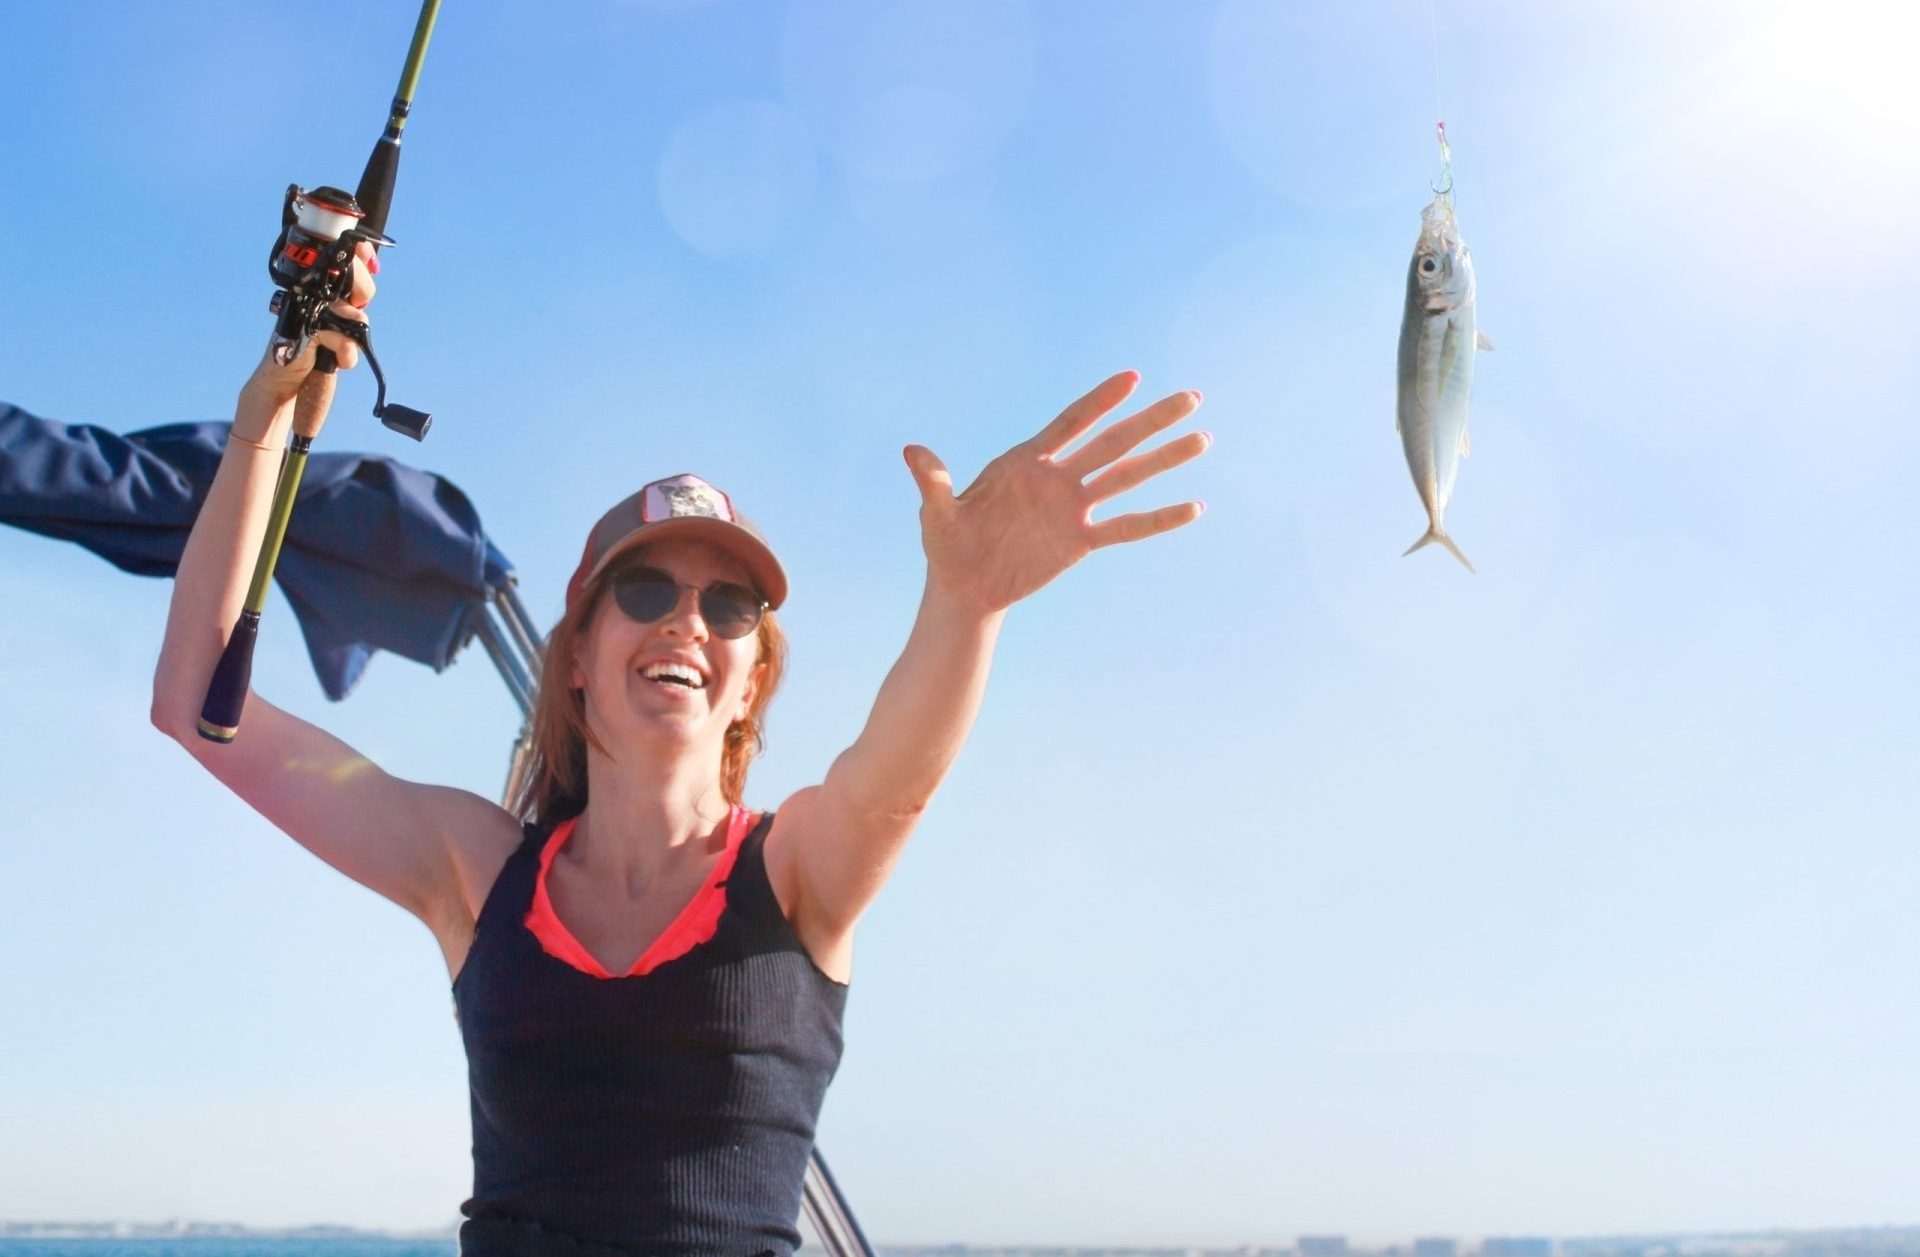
904, 371, 1209, 614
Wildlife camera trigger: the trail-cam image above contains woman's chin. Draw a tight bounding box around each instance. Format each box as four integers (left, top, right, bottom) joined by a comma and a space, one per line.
595, 706, 722, 760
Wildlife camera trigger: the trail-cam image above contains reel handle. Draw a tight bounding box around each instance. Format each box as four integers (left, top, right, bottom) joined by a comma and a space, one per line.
379, 403, 432, 441
310, 308, 431, 440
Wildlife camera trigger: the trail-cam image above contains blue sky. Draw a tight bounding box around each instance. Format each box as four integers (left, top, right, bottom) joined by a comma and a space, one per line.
1, 0, 1916, 1245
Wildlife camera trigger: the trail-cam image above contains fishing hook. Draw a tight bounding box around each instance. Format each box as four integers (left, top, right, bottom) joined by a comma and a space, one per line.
1430, 119, 1454, 198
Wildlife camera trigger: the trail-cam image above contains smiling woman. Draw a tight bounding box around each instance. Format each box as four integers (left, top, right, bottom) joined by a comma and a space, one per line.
515, 483, 790, 832
145, 233, 1208, 1249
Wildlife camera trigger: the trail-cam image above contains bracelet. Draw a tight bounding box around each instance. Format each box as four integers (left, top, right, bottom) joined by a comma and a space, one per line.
228, 431, 282, 452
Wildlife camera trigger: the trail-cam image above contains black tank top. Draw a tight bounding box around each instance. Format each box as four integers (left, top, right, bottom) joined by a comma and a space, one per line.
452, 813, 848, 1256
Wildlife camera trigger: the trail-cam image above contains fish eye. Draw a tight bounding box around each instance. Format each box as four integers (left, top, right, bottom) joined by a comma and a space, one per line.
1419, 257, 1439, 275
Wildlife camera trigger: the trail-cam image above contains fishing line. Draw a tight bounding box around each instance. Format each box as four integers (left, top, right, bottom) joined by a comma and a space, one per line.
343, 1, 367, 73
1428, 0, 1454, 207
1428, 0, 1444, 121
288, 5, 400, 200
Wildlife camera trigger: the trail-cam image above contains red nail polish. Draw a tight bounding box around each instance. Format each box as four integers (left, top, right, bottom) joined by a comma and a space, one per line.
367, 253, 381, 275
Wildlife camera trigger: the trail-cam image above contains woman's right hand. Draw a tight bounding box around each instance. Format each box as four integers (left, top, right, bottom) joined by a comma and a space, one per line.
236, 241, 380, 422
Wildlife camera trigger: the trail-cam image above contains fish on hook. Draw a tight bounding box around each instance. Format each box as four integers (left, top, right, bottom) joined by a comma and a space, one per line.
1396, 192, 1492, 573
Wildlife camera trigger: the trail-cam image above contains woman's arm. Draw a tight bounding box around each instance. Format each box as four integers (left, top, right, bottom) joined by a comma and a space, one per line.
151, 300, 367, 738
769, 371, 1209, 964
151, 264, 518, 945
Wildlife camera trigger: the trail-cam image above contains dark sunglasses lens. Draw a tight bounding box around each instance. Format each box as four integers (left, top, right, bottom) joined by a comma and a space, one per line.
700, 586, 764, 639
612, 570, 763, 638
612, 573, 680, 624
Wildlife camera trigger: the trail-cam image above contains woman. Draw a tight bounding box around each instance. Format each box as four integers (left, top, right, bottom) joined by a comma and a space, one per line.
150, 256, 1209, 1255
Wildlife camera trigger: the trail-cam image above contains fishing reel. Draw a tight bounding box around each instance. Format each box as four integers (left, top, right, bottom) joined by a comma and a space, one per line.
267, 184, 431, 440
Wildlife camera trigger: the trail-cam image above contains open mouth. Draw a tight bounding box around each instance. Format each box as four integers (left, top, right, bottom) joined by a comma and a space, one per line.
640, 662, 707, 691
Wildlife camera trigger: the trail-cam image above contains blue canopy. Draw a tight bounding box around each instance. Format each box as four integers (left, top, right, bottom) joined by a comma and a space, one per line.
0, 401, 516, 701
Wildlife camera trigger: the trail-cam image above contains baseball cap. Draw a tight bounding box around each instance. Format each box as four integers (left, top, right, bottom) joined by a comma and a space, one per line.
565, 474, 787, 611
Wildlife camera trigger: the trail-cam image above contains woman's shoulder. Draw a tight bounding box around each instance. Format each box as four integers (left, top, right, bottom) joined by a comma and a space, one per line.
758, 787, 813, 884
410, 783, 530, 924
756, 789, 853, 983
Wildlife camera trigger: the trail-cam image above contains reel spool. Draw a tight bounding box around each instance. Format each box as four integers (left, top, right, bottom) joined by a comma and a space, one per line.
265, 183, 428, 440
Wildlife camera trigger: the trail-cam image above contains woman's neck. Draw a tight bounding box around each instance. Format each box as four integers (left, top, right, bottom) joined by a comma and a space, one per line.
569, 748, 733, 885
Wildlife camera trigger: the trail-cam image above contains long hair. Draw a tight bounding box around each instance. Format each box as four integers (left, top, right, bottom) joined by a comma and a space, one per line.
508, 566, 788, 828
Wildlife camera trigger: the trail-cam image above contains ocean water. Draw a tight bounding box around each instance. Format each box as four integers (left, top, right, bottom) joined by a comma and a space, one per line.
0, 1243, 456, 1257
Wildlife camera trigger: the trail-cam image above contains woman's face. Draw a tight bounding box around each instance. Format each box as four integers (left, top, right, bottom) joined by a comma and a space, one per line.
570, 538, 765, 762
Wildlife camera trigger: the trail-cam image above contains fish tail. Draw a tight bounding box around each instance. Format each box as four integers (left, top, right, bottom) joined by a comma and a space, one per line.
1402, 526, 1476, 574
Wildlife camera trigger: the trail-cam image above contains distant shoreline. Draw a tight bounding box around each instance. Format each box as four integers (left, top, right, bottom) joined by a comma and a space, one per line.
3, 1225, 1919, 1257
0, 1226, 457, 1242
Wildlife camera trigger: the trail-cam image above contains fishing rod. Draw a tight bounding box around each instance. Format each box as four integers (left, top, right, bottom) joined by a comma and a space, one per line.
199, 0, 443, 743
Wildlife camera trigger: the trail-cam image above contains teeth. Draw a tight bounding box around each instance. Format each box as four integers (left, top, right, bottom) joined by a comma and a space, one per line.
641, 662, 705, 688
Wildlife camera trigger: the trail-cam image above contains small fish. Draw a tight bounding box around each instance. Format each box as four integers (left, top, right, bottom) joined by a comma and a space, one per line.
1396, 193, 1492, 573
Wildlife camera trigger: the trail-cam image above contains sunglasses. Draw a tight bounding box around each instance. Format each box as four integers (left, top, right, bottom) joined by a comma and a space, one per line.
609, 565, 767, 640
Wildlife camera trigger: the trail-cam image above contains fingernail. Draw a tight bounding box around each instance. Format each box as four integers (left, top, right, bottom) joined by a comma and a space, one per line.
1197, 500, 1208, 515
1190, 389, 1204, 403
367, 253, 381, 275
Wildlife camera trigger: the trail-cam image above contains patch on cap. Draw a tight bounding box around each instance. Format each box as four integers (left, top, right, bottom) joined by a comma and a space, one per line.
644, 475, 735, 524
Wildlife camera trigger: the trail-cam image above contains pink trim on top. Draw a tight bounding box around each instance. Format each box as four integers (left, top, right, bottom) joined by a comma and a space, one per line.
524, 805, 756, 979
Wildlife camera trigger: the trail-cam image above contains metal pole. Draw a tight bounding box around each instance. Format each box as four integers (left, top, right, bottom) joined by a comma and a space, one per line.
802, 1149, 877, 1257
473, 609, 534, 715
501, 581, 539, 646
494, 579, 544, 669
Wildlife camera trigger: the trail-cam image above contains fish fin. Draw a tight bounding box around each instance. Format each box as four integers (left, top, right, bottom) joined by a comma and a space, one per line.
1403, 526, 1476, 574
1459, 428, 1471, 458
1476, 330, 1495, 351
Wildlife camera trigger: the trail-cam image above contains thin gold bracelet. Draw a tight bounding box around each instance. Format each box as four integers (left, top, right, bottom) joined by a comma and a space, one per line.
228, 431, 282, 452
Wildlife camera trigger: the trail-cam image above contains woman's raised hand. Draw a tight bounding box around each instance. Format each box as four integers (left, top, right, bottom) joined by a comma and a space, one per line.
903, 371, 1209, 614
238, 241, 379, 415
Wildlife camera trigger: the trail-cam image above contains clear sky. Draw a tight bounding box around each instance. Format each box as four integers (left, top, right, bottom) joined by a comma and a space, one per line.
1, 0, 1915, 1246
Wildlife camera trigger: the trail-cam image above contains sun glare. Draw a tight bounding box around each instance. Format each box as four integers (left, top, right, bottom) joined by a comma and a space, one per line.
1711, 3, 1919, 213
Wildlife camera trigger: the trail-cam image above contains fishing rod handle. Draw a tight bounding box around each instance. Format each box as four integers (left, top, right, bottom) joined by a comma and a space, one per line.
197, 610, 261, 743
197, 446, 308, 743
197, 438, 312, 744
293, 362, 338, 439
197, 372, 333, 743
